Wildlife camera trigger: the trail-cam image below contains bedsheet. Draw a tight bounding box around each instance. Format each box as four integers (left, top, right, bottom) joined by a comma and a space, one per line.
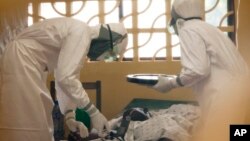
107, 99, 200, 141
62, 99, 200, 141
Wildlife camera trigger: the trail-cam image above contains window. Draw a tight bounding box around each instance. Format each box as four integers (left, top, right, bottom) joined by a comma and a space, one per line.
28, 0, 235, 62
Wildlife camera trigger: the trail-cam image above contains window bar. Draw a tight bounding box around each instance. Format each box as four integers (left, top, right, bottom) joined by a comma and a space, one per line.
166, 0, 172, 61
32, 1, 40, 23
228, 0, 236, 43
66, 0, 72, 17
132, 0, 139, 62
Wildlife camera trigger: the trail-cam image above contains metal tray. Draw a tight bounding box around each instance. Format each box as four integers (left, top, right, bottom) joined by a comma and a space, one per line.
126, 74, 167, 86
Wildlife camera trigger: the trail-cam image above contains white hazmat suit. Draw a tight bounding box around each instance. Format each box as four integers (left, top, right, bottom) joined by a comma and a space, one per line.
0, 17, 128, 141
152, 0, 249, 140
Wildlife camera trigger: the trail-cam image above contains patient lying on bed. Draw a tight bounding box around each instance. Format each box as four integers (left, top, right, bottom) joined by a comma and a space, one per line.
108, 104, 200, 141
67, 104, 200, 141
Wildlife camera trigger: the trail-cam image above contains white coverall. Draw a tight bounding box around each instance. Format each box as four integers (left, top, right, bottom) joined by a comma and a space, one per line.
177, 19, 249, 139
153, 0, 249, 140
0, 18, 126, 141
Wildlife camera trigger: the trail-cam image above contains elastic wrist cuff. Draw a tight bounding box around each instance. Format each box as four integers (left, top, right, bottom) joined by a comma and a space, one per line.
82, 102, 99, 116
64, 109, 74, 116
82, 102, 92, 111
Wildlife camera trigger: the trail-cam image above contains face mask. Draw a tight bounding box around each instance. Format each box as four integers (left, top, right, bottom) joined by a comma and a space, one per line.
96, 40, 127, 62
96, 51, 119, 62
167, 24, 179, 35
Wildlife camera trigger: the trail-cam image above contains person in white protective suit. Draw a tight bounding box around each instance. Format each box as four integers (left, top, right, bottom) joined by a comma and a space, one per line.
150, 0, 250, 140
0, 17, 128, 141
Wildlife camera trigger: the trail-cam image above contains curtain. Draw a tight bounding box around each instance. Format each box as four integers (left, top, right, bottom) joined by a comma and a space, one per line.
0, 0, 28, 59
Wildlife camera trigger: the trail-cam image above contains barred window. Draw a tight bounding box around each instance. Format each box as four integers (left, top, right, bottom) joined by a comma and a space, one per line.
28, 0, 235, 62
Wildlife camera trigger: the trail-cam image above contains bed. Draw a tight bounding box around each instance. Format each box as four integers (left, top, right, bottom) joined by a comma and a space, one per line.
105, 98, 200, 141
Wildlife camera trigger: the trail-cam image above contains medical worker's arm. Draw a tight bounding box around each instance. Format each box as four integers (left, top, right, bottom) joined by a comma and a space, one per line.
152, 29, 210, 93
54, 22, 91, 113
177, 29, 210, 87
54, 22, 109, 135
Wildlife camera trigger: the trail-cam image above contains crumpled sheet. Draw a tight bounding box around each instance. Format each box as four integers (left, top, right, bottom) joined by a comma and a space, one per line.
108, 104, 200, 141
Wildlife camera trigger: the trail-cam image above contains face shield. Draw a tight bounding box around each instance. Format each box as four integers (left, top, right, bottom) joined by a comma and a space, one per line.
168, 7, 181, 35
96, 33, 128, 62
87, 23, 128, 62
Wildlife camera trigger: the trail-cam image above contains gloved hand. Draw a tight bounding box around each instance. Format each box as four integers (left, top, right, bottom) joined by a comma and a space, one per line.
152, 75, 180, 93
84, 103, 110, 134
65, 110, 89, 138
90, 111, 110, 133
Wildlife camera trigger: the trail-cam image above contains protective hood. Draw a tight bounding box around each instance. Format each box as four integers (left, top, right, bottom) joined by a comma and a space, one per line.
88, 23, 128, 61
170, 0, 202, 26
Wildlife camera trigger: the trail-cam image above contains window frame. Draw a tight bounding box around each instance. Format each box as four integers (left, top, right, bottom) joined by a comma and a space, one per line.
27, 0, 235, 62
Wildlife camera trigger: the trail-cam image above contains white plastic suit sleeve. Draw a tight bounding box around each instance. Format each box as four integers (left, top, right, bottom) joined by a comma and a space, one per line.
55, 81, 77, 114
54, 23, 91, 114
178, 29, 210, 87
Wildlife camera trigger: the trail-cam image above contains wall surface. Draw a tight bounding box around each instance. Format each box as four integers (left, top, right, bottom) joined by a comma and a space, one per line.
69, 62, 194, 119
237, 0, 250, 67
49, 61, 194, 119
236, 0, 250, 122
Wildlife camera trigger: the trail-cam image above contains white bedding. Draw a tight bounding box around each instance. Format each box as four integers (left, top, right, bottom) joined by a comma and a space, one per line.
108, 104, 201, 141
